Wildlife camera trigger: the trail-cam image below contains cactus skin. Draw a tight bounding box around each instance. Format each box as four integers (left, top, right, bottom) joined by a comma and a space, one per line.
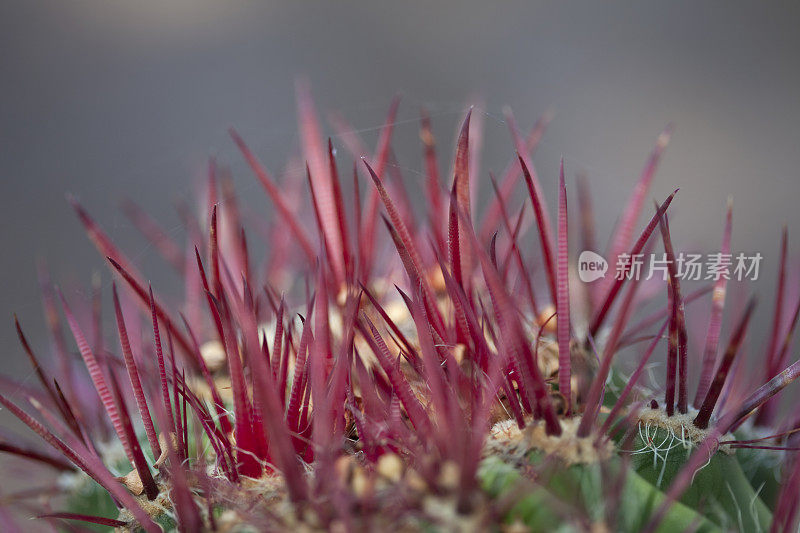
629, 425, 771, 531
2, 88, 800, 532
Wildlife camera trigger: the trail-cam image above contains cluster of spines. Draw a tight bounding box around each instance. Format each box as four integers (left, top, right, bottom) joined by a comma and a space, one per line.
0, 86, 799, 532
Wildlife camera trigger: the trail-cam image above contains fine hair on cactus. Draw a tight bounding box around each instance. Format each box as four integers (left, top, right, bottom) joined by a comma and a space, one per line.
3, 85, 800, 533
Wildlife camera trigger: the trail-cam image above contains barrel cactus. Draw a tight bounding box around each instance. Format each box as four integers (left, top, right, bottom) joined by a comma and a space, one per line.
2, 86, 799, 532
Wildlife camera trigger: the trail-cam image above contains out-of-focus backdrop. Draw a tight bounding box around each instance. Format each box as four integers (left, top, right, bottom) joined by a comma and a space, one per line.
1, 1, 799, 380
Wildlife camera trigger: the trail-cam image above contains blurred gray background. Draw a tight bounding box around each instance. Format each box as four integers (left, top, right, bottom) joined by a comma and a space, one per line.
1, 0, 799, 382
